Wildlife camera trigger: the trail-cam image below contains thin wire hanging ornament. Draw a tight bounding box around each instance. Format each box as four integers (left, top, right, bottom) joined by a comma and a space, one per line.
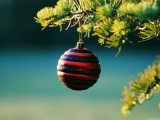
79, 19, 83, 42
76, 18, 84, 49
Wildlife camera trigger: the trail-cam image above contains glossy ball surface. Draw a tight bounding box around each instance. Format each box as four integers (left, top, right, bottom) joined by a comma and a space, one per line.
57, 47, 101, 90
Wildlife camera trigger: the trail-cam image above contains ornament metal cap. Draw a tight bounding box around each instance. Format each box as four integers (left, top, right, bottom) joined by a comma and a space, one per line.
76, 41, 84, 49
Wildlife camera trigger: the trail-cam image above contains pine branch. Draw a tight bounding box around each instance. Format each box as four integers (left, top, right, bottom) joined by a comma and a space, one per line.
34, 0, 160, 55
121, 55, 160, 115
138, 18, 160, 42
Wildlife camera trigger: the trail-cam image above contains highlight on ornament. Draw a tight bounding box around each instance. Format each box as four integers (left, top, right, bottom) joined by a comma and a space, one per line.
57, 42, 101, 90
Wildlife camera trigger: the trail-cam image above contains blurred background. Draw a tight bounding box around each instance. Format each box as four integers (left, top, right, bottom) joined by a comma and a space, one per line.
0, 0, 160, 120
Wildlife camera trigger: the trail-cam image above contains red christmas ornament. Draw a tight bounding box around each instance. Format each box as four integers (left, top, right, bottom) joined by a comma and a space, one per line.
57, 42, 101, 90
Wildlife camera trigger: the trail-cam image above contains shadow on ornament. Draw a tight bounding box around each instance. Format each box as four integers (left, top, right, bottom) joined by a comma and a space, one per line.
57, 42, 101, 91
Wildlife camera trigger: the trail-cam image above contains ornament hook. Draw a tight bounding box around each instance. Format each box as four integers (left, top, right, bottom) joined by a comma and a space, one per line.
76, 18, 84, 49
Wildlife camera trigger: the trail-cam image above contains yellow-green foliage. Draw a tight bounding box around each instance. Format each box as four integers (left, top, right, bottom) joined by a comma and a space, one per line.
93, 18, 130, 56
77, 22, 94, 37
138, 19, 160, 41
75, 0, 106, 12
111, 19, 130, 35
35, 7, 55, 30
119, 1, 159, 18
93, 18, 112, 39
121, 87, 135, 115
121, 56, 160, 115
79, 0, 94, 11
34, 0, 72, 30
55, 0, 72, 13
36, 7, 54, 21
95, 4, 113, 20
